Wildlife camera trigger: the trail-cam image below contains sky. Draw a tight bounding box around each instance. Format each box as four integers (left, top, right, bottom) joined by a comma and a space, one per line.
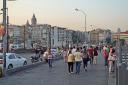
0, 0, 128, 32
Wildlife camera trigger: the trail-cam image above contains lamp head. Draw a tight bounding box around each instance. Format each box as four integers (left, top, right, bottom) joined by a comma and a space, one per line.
75, 8, 79, 11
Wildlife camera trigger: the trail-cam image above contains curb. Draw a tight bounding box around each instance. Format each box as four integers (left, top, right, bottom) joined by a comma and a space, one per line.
6, 56, 63, 76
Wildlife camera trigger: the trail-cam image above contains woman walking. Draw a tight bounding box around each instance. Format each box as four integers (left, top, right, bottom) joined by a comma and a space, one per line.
103, 46, 109, 66
74, 48, 83, 74
47, 49, 53, 68
62, 48, 68, 62
67, 50, 75, 74
82, 46, 89, 71
87, 46, 94, 65
108, 48, 116, 73
93, 47, 98, 65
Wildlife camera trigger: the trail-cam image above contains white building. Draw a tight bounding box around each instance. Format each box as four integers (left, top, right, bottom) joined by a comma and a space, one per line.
65, 29, 73, 47
52, 26, 66, 48
31, 24, 51, 48
9, 25, 22, 44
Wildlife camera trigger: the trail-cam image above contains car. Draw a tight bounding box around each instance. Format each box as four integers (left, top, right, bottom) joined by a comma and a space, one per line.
0, 53, 27, 70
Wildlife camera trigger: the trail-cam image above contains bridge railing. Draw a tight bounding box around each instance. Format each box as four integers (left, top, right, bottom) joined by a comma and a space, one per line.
116, 46, 128, 85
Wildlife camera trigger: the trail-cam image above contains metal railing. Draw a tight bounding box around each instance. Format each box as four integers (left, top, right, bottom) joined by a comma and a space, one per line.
116, 46, 128, 85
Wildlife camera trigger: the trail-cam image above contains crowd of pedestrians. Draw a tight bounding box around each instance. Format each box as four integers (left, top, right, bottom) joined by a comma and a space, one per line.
63, 46, 99, 74
38, 44, 116, 74
63, 44, 116, 75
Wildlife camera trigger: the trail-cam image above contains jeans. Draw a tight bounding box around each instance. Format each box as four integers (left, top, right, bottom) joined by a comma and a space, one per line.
104, 57, 108, 66
48, 59, 52, 67
75, 61, 81, 74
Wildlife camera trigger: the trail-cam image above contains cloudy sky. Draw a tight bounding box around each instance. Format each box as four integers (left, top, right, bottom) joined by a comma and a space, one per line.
0, 0, 128, 32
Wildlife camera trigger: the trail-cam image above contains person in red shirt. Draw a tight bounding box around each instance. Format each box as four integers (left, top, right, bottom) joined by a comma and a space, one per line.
87, 46, 94, 64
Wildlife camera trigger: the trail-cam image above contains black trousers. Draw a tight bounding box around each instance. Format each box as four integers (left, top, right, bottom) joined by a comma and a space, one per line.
68, 62, 74, 73
83, 58, 88, 68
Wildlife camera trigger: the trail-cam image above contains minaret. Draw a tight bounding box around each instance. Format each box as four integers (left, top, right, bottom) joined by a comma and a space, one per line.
26, 20, 30, 27
117, 28, 121, 33
31, 14, 37, 26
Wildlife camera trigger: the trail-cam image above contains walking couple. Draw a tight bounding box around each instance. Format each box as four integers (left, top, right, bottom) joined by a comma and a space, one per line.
66, 47, 86, 74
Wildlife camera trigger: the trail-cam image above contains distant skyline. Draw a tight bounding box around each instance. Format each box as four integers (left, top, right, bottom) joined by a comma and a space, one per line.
0, 0, 128, 32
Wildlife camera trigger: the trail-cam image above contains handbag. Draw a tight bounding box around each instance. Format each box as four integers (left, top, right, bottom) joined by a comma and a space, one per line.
108, 55, 116, 61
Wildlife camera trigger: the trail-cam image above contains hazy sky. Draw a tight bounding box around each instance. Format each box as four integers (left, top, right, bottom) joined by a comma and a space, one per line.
0, 0, 128, 32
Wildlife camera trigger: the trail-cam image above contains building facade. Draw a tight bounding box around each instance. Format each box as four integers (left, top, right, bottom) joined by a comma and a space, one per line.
89, 29, 111, 45
6, 14, 89, 49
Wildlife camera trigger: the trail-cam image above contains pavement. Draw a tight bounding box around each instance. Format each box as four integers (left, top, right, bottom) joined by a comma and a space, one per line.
0, 52, 115, 85
108, 73, 116, 85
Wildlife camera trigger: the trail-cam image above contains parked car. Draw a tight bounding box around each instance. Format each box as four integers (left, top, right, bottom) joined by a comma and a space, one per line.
0, 53, 27, 70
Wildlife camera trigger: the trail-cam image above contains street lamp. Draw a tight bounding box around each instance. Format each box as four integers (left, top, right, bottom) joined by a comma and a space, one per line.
1, 8, 10, 53
2, 0, 16, 77
75, 8, 87, 44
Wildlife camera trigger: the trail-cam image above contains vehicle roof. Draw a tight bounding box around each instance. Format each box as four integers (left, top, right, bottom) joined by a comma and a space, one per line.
0, 53, 15, 56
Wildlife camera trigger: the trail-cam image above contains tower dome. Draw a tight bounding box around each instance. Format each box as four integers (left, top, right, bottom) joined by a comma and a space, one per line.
31, 14, 37, 26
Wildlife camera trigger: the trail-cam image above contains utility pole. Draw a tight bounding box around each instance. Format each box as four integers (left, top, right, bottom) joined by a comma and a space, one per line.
75, 8, 87, 43
117, 28, 121, 63
2, 0, 7, 76
23, 26, 25, 49
7, 8, 9, 52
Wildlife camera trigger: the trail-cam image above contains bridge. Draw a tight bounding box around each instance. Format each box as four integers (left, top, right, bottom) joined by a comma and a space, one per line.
0, 52, 115, 85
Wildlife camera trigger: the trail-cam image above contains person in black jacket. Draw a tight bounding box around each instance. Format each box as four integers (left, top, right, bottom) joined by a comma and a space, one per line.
93, 47, 98, 64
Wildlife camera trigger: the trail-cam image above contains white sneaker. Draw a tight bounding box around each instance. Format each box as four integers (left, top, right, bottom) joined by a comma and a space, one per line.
71, 72, 74, 74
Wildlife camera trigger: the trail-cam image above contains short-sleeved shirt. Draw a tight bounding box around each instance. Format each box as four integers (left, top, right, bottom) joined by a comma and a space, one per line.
74, 52, 82, 61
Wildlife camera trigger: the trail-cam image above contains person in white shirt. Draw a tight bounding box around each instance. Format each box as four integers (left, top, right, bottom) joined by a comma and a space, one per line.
72, 46, 76, 55
47, 49, 53, 68
43, 51, 48, 62
74, 47, 83, 74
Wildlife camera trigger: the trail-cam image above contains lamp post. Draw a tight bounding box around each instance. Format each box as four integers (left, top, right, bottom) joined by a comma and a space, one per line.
2, 0, 16, 77
75, 8, 87, 43
2, 0, 7, 77
1, 8, 9, 52
6, 8, 9, 52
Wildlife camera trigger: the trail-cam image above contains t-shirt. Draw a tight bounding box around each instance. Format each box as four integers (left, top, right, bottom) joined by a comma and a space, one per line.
48, 55, 53, 59
43, 52, 48, 58
103, 49, 108, 58
74, 52, 82, 61
87, 48, 93, 57
72, 48, 76, 55
106, 47, 110, 54
67, 54, 74, 62
82, 49, 88, 58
